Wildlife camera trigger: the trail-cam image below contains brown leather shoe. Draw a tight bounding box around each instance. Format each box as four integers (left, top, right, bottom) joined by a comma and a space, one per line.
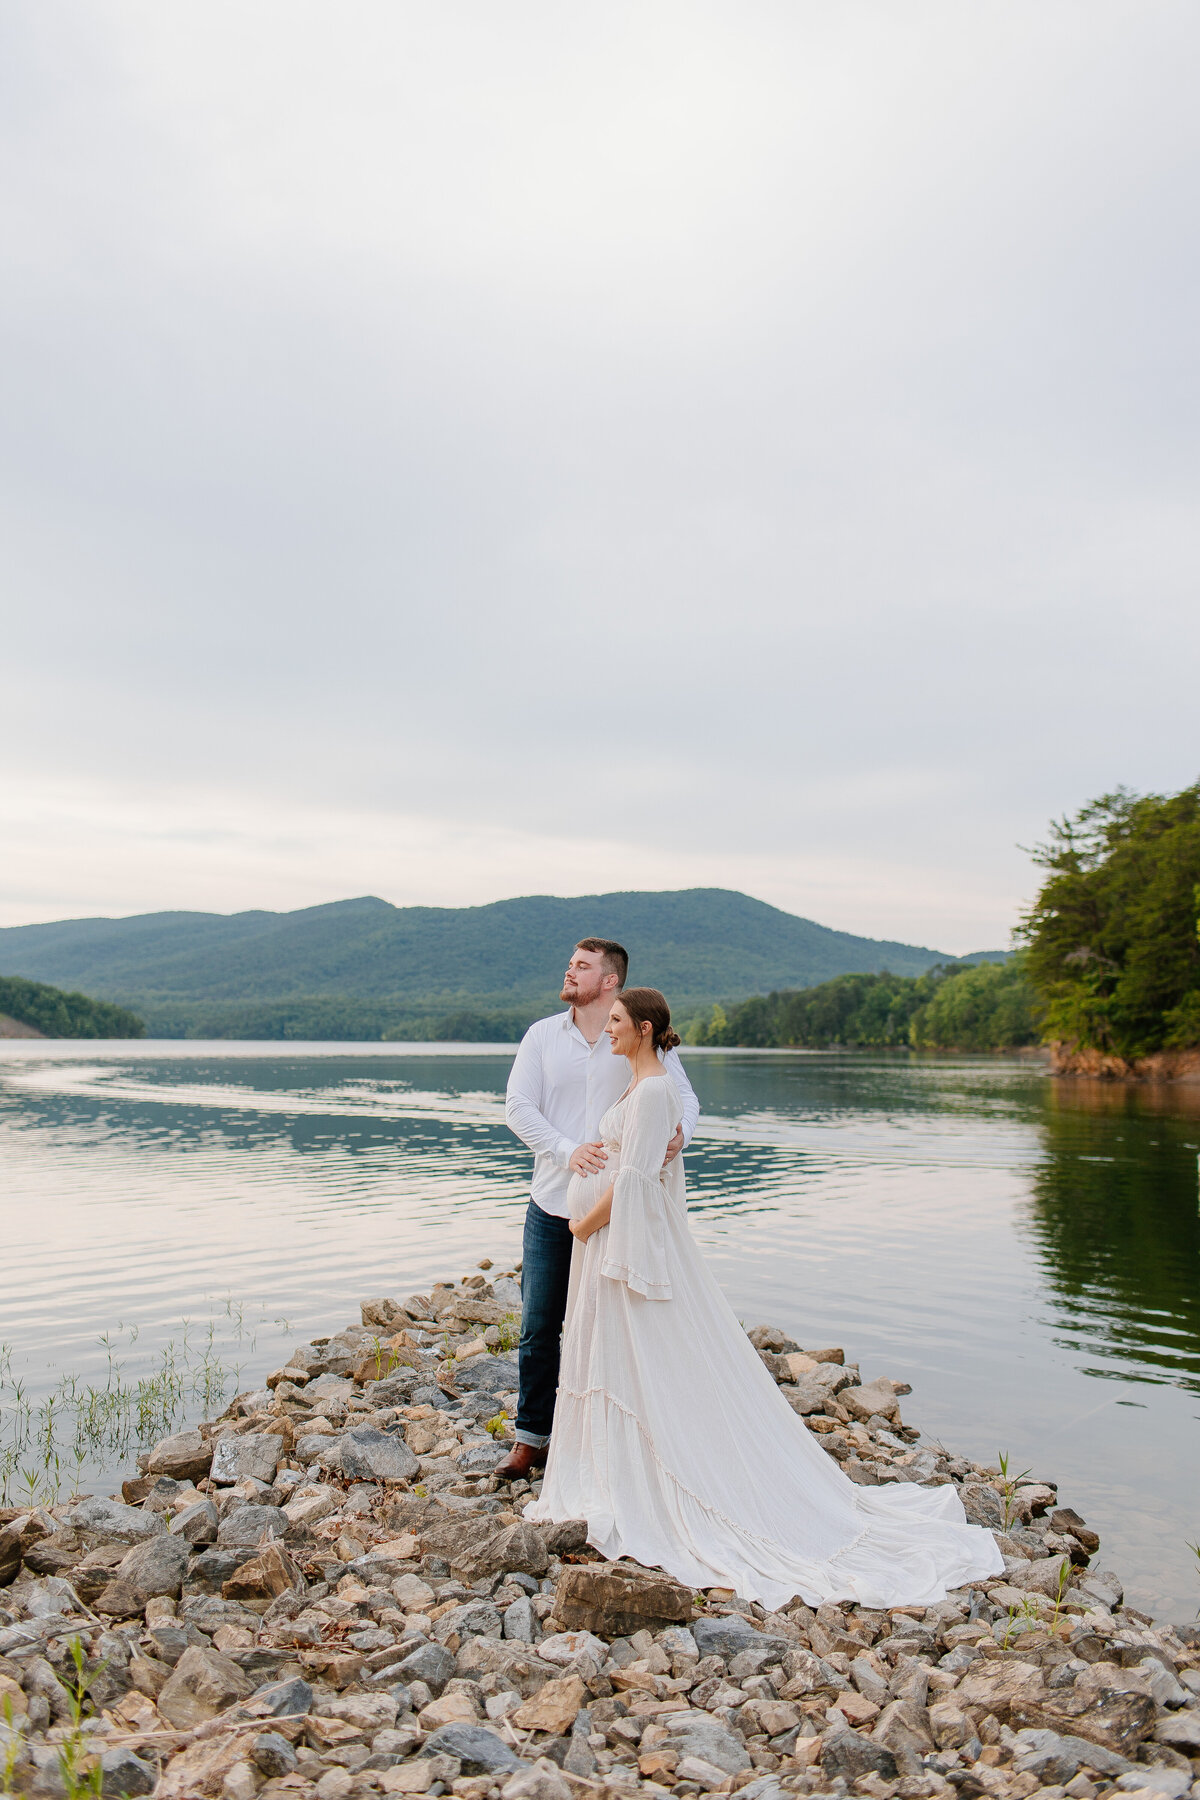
494, 1442, 548, 1481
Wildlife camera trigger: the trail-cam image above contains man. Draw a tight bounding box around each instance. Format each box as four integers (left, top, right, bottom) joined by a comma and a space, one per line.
497, 937, 700, 1480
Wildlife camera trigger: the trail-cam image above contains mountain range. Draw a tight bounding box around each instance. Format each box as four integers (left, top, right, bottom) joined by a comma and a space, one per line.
0, 889, 1005, 1039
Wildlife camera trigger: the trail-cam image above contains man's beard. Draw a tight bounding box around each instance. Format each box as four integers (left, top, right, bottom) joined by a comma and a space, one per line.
562, 977, 603, 1006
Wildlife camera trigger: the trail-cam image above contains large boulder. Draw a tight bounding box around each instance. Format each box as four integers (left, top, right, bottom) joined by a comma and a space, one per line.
453, 1356, 519, 1395
955, 1658, 1045, 1722
210, 1433, 281, 1486
338, 1427, 420, 1484
1010, 1689, 1156, 1757
0, 1519, 23, 1587
959, 1483, 1005, 1530
450, 1523, 548, 1584
423, 1723, 527, 1774
554, 1563, 693, 1637
157, 1645, 253, 1729
96, 1536, 189, 1614
511, 1675, 587, 1735
221, 1541, 303, 1603
216, 1505, 286, 1549
821, 1729, 898, 1783
169, 1499, 219, 1546
71, 1497, 165, 1546
390, 1642, 458, 1696
840, 1380, 901, 1424
661, 1711, 752, 1776
433, 1600, 504, 1646
692, 1616, 790, 1663
146, 1430, 213, 1484
1011, 1728, 1132, 1782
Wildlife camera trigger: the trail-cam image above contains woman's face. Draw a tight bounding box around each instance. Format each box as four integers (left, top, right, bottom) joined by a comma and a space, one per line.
606, 999, 648, 1057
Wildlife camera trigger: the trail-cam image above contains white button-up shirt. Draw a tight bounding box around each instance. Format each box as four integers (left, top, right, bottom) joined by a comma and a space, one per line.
505, 1009, 701, 1219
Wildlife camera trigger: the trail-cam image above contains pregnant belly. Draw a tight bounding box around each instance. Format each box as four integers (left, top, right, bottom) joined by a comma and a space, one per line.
566, 1161, 615, 1221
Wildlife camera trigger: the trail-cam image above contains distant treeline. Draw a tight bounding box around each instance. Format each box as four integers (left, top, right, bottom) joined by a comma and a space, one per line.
1019, 783, 1200, 1059
131, 996, 534, 1042
0, 975, 145, 1039
685, 958, 1036, 1051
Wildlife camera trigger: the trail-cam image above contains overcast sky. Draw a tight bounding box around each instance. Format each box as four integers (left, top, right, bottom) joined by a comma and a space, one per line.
3, 2, 1197, 952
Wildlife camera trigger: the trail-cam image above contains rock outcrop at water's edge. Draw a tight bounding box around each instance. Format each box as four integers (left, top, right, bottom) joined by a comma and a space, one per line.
1048, 1044, 1200, 1084
2, 1261, 1198, 1800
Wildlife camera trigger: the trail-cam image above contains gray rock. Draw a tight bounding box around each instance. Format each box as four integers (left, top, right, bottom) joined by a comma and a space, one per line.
187, 1546, 259, 1588
662, 1711, 752, 1776
210, 1433, 282, 1486
1153, 1710, 1200, 1753
1011, 1728, 1132, 1780
108, 1534, 189, 1603
820, 1729, 899, 1783
145, 1429, 213, 1483
216, 1505, 286, 1549
157, 1644, 253, 1729
503, 1596, 539, 1643
252, 1731, 299, 1777
540, 1520, 589, 1557
737, 1779, 788, 1800
692, 1616, 790, 1663
169, 1499, 219, 1546
783, 1376, 837, 1416
99, 1747, 155, 1796
393, 1642, 458, 1696
564, 1709, 596, 1777
959, 1484, 1005, 1530
338, 1427, 420, 1484
454, 1356, 519, 1395
1072, 1568, 1123, 1610
70, 1497, 166, 1545
492, 1277, 522, 1306
458, 1442, 509, 1476
251, 1676, 313, 1716
304, 1373, 355, 1409
294, 1432, 343, 1463
1116, 1769, 1194, 1798
433, 1600, 504, 1643
424, 1723, 527, 1773
363, 1371, 421, 1406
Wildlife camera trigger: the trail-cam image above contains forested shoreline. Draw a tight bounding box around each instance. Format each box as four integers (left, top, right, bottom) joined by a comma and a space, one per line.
698, 782, 1200, 1066
0, 974, 145, 1038
684, 957, 1037, 1051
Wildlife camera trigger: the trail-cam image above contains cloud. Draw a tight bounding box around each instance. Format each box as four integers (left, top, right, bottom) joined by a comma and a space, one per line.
2, 1, 1198, 949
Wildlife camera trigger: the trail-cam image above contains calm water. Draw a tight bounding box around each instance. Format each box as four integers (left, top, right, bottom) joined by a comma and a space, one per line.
1, 1041, 1198, 1622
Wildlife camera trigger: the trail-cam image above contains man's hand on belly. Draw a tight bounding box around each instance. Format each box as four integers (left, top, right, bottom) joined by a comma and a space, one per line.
662, 1124, 684, 1166
569, 1141, 608, 1176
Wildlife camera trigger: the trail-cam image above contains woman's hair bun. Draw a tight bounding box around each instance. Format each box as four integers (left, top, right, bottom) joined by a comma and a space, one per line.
619, 986, 680, 1054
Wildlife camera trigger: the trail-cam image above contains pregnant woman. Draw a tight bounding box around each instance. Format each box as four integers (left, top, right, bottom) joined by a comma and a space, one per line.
524, 986, 1003, 1609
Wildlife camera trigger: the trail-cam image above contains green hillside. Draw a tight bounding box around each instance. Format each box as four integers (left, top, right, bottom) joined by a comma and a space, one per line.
0, 975, 145, 1039
0, 889, 1003, 1040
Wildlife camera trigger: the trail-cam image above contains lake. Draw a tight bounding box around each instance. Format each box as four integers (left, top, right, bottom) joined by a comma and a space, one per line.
1, 1040, 1197, 1622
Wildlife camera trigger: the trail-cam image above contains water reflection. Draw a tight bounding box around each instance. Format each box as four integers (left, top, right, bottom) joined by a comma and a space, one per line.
1027, 1081, 1200, 1392
1, 1043, 1199, 1619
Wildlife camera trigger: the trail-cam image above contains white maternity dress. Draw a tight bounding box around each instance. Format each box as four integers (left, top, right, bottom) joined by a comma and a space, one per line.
525, 1074, 1003, 1610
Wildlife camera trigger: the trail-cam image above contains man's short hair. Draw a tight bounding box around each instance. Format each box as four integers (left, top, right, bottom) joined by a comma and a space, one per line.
575, 938, 628, 987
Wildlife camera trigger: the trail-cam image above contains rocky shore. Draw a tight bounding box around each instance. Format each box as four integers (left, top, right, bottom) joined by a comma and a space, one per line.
2, 1261, 1197, 1800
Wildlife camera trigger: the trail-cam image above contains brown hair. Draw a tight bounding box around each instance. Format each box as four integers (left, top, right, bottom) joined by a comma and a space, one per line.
575, 938, 629, 986
618, 986, 681, 1052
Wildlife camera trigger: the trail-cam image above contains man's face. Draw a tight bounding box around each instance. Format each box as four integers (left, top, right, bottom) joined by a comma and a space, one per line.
561, 947, 614, 1007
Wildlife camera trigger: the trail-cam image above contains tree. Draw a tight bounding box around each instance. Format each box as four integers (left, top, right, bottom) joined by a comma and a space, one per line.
1018, 784, 1200, 1058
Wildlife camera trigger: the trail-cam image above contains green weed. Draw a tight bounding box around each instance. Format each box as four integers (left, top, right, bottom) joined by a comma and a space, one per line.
997, 1449, 1032, 1532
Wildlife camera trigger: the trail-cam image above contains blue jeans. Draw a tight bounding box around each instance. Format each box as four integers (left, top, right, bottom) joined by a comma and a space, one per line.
515, 1200, 575, 1447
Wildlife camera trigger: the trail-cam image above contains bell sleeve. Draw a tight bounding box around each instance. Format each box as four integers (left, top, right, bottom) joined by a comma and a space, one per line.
601, 1080, 677, 1301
